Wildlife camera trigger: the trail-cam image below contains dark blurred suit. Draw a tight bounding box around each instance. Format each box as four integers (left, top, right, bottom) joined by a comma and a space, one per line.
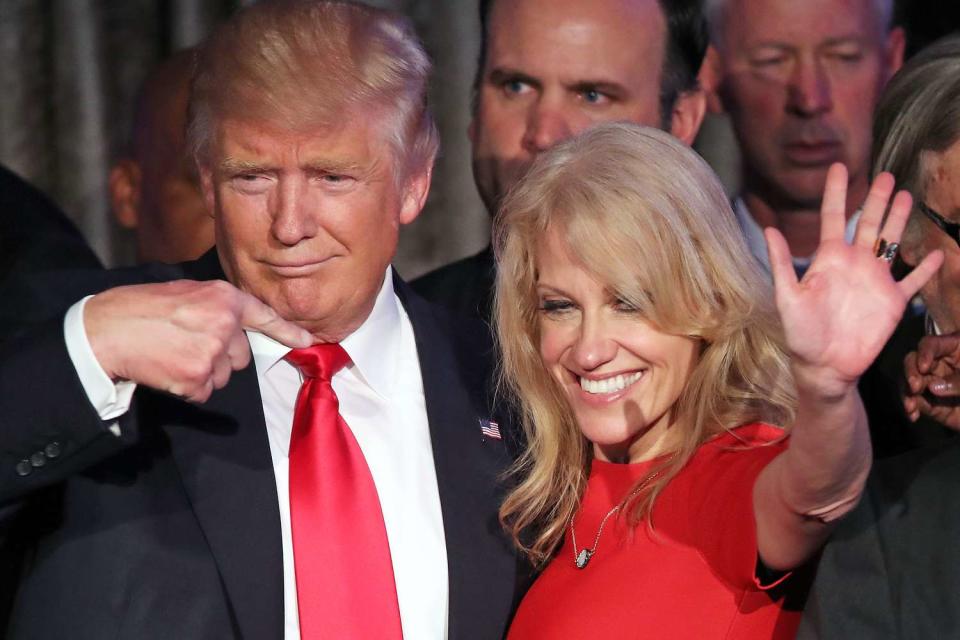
0, 164, 102, 626
799, 439, 960, 638
412, 246, 495, 322
859, 312, 955, 458
0, 165, 102, 339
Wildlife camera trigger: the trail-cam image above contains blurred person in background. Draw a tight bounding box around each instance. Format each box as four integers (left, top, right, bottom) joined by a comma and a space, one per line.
109, 48, 213, 264
700, 0, 904, 277
801, 37, 960, 638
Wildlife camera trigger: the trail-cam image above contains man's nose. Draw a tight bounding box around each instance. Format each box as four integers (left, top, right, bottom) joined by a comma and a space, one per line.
521, 98, 575, 154
271, 178, 318, 246
787, 57, 833, 117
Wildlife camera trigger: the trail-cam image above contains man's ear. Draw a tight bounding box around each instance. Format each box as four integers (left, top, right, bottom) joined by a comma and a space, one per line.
198, 161, 217, 218
699, 45, 726, 115
399, 163, 433, 226
669, 87, 707, 146
109, 159, 142, 229
885, 26, 906, 79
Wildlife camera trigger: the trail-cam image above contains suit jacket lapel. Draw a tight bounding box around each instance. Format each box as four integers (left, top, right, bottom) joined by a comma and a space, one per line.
162, 250, 285, 639
396, 275, 518, 640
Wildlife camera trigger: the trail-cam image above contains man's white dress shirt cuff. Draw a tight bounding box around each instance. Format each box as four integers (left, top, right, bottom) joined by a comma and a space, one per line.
64, 295, 137, 433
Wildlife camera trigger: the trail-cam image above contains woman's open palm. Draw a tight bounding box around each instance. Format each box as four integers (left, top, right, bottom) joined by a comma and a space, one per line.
766, 163, 943, 396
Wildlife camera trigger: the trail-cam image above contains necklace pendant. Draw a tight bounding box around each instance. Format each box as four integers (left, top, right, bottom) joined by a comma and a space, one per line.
575, 549, 593, 569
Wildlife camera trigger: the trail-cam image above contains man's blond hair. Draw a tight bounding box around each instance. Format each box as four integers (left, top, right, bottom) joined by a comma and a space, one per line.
187, 0, 438, 179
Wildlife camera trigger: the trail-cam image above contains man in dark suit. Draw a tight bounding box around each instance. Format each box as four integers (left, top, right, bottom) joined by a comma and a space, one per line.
412, 0, 709, 320
0, 164, 103, 627
0, 2, 520, 638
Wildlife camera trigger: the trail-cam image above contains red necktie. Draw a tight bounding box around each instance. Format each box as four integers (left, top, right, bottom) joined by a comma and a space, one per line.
286, 344, 403, 639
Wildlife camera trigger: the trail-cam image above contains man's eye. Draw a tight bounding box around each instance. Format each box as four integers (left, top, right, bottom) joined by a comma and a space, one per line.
827, 49, 863, 63
230, 173, 270, 192
317, 173, 356, 187
501, 79, 531, 96
751, 56, 787, 67
579, 89, 608, 105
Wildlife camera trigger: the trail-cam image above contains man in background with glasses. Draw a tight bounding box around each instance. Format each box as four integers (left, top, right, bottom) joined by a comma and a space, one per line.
801, 35, 960, 637
864, 35, 960, 441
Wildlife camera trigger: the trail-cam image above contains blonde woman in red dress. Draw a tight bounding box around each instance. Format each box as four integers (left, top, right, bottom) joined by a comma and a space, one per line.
494, 123, 941, 639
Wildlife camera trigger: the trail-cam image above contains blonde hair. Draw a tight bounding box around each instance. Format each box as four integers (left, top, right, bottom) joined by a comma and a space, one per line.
494, 123, 796, 566
187, 0, 438, 179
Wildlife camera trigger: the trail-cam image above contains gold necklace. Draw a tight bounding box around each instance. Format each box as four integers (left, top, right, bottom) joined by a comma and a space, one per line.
569, 466, 665, 569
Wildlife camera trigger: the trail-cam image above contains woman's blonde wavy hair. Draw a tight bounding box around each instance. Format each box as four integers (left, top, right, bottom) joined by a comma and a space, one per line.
494, 123, 797, 566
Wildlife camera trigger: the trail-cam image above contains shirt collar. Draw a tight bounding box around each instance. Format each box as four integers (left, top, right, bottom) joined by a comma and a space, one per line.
247, 266, 401, 397
733, 196, 861, 273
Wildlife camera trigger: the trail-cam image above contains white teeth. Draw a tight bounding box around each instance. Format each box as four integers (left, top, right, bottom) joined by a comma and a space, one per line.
579, 371, 644, 395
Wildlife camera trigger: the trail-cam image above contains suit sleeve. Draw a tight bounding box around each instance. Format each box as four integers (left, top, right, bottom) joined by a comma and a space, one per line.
0, 317, 139, 506
796, 478, 897, 639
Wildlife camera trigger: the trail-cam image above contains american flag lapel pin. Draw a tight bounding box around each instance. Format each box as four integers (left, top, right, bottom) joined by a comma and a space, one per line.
479, 417, 501, 441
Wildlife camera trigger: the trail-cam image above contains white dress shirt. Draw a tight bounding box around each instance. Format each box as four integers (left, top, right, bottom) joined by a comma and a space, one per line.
733, 196, 860, 275
64, 268, 449, 639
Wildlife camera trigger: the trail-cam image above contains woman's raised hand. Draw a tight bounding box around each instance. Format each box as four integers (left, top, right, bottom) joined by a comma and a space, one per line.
765, 163, 943, 398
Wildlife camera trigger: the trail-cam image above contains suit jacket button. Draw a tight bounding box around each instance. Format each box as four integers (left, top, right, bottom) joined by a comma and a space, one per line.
30, 452, 46, 468
44, 442, 61, 459
15, 460, 32, 477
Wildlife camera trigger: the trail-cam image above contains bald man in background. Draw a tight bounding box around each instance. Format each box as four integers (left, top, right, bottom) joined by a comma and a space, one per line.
109, 48, 213, 264
0, 50, 213, 339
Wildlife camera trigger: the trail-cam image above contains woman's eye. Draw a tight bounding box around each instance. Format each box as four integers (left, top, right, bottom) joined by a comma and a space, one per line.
539, 299, 573, 314
613, 296, 647, 314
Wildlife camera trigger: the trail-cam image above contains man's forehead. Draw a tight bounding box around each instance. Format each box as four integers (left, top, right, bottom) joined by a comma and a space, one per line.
722, 0, 884, 47
485, 0, 666, 75
211, 118, 386, 168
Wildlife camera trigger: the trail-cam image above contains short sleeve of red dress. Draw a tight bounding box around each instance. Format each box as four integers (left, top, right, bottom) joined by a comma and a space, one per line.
675, 422, 791, 591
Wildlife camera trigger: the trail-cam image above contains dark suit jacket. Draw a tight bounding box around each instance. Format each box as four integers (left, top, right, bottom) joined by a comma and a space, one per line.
0, 251, 522, 639
799, 440, 960, 639
0, 166, 102, 339
412, 245, 495, 322
0, 165, 104, 624
859, 312, 955, 458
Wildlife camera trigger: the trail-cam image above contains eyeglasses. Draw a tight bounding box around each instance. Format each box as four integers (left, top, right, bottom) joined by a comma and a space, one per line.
917, 201, 960, 249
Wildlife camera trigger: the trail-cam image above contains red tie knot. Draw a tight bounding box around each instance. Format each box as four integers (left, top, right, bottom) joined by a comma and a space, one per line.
285, 344, 350, 381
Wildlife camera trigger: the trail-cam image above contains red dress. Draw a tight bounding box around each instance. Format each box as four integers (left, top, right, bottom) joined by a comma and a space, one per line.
507, 424, 803, 639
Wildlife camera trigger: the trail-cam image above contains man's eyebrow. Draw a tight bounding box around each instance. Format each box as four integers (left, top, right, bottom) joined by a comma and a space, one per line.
746, 41, 794, 52
219, 157, 269, 173
303, 159, 365, 174
488, 67, 541, 90
821, 36, 867, 48
217, 157, 367, 175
